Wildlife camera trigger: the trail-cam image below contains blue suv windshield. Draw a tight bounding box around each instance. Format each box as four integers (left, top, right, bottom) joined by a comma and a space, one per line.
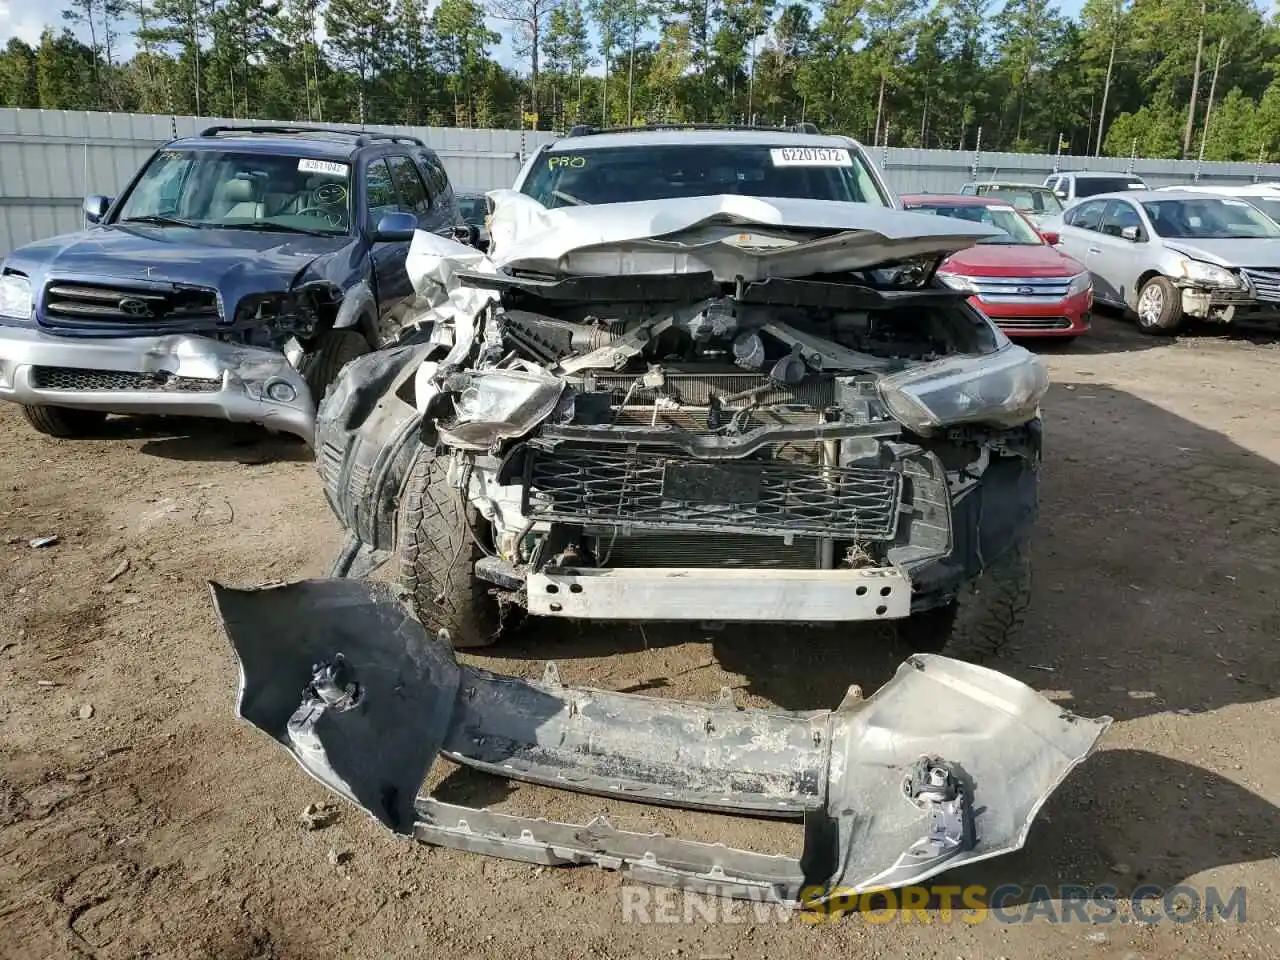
522, 143, 888, 209
116, 149, 353, 235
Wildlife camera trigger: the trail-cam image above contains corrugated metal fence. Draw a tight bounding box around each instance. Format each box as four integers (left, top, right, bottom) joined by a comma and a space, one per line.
5, 107, 1280, 257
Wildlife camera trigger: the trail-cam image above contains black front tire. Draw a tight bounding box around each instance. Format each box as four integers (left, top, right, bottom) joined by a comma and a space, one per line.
397, 451, 506, 648
1134, 276, 1184, 335
301, 329, 371, 402
897, 541, 1032, 663
21, 405, 108, 439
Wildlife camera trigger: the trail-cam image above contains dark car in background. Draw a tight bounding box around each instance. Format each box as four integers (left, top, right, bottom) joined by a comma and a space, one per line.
456, 190, 491, 251
0, 125, 475, 443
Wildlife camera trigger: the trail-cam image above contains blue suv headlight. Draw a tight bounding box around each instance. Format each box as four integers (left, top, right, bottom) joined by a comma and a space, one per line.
0, 273, 33, 322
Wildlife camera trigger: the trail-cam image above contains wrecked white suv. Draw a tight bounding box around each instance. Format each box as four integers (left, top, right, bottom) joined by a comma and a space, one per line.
315, 158, 1049, 662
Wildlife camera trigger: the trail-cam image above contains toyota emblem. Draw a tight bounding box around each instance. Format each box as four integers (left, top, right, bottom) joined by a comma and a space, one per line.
118, 297, 151, 317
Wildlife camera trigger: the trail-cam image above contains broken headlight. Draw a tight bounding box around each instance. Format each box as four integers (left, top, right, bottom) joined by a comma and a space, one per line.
935, 272, 978, 294
877, 345, 1049, 435
443, 367, 565, 448
0, 273, 33, 321
1173, 259, 1242, 289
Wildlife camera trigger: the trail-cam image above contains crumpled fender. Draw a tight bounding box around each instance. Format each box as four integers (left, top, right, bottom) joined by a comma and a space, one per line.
213, 578, 1111, 905
313, 344, 434, 577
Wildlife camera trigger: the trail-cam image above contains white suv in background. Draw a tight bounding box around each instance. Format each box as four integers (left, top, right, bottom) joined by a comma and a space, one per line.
1044, 171, 1148, 205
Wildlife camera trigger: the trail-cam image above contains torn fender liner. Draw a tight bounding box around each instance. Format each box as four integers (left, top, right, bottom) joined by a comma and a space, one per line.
214, 578, 1111, 905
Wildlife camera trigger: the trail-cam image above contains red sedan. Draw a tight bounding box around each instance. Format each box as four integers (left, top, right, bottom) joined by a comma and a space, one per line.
900, 194, 1093, 340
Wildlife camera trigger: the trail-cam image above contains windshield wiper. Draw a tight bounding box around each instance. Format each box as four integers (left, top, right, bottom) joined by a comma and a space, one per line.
216, 221, 337, 237
552, 190, 587, 207
119, 214, 200, 228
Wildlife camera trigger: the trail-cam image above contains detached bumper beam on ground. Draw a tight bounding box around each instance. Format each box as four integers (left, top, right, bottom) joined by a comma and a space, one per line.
0, 325, 316, 442
213, 578, 1110, 907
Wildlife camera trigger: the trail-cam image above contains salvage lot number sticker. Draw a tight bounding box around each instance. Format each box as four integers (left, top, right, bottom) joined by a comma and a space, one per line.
770, 147, 853, 167
298, 158, 349, 176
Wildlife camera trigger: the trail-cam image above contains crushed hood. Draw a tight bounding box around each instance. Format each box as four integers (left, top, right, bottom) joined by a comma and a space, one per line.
6, 224, 350, 329
484, 190, 1001, 283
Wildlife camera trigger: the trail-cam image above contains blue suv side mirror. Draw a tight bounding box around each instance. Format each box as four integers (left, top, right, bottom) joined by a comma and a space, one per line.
372, 212, 417, 243
84, 195, 112, 224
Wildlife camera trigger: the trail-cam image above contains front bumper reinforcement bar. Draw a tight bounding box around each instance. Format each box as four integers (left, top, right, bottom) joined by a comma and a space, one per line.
213, 578, 1110, 907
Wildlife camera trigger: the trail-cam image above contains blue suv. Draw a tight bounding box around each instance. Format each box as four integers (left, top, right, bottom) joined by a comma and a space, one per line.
0, 125, 475, 443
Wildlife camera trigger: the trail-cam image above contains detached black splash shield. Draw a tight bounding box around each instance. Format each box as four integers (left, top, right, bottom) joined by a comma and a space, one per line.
214, 578, 1109, 906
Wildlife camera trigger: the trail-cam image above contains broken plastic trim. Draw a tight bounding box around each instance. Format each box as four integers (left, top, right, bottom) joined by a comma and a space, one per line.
214, 578, 1110, 906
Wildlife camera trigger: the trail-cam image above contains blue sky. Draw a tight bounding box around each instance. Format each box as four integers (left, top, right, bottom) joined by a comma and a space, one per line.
0, 0, 1090, 69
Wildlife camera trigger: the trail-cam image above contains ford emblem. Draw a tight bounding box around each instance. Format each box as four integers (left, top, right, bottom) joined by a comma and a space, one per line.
1016, 285, 1035, 296
118, 297, 151, 317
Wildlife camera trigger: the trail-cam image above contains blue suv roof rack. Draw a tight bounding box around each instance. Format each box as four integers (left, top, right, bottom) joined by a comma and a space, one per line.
196, 125, 426, 148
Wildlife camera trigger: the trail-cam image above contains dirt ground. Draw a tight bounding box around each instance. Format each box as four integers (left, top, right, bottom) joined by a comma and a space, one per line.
3, 312, 1280, 959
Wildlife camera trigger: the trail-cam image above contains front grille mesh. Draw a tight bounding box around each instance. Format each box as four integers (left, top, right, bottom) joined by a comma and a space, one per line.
1243, 268, 1280, 303
526, 447, 901, 540
31, 366, 221, 393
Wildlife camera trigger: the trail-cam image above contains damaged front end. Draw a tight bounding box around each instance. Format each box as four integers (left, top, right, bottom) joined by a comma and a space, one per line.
318, 193, 1049, 626
215, 578, 1109, 905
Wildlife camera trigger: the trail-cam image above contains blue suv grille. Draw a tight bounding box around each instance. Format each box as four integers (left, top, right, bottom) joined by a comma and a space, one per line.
39, 281, 221, 332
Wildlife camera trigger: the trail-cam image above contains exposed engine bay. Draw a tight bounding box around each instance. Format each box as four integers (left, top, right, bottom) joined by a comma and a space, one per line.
315, 193, 1048, 633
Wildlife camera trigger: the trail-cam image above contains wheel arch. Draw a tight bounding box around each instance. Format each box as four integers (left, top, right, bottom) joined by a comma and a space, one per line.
332, 280, 380, 348
1129, 269, 1167, 312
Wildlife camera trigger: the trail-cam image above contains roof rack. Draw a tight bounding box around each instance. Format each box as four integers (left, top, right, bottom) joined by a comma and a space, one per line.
565, 121, 823, 137
196, 125, 425, 147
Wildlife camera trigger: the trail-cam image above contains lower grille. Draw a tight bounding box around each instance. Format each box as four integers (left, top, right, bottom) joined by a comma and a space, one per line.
526, 448, 901, 540
31, 366, 221, 393
994, 317, 1072, 331
610, 407, 823, 431
591, 530, 823, 569
1242, 268, 1280, 303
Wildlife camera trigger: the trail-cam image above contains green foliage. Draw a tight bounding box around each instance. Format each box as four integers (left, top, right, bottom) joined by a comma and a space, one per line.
2, 0, 1280, 156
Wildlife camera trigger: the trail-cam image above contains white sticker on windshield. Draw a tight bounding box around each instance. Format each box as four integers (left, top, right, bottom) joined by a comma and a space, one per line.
770, 147, 853, 167
1221, 198, 1249, 206
298, 158, 349, 176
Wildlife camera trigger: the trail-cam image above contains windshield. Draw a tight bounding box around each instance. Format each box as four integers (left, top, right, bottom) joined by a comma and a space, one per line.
981, 185, 1063, 216
1227, 196, 1280, 226
907, 203, 1043, 245
521, 143, 888, 208
115, 149, 352, 235
457, 196, 487, 225
1075, 176, 1146, 197
1140, 197, 1280, 239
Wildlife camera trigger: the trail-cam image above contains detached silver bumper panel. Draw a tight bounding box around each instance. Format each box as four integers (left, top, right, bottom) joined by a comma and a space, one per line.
526, 566, 912, 621
214, 578, 1110, 905
0, 325, 315, 441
